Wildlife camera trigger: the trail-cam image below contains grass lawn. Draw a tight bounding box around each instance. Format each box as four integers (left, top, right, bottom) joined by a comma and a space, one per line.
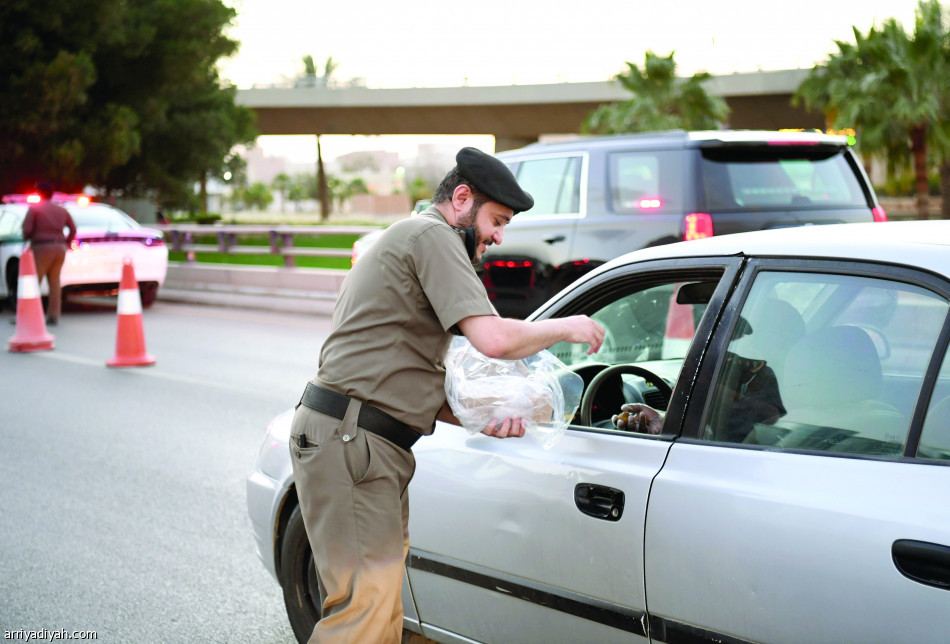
167, 233, 361, 270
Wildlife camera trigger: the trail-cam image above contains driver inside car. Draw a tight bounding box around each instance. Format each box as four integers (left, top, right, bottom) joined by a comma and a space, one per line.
611, 351, 787, 440
611, 309, 793, 440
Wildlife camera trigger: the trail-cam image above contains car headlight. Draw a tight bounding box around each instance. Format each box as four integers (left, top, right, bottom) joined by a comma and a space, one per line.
257, 408, 294, 478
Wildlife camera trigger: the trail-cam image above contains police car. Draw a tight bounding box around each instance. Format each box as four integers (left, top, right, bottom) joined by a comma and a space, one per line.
0, 193, 168, 309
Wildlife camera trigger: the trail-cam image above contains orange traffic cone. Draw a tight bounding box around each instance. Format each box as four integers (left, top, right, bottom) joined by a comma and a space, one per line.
107, 257, 155, 367
662, 285, 695, 358
8, 248, 54, 352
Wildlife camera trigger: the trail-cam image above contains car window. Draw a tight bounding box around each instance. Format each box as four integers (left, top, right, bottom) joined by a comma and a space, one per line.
699, 146, 868, 211
511, 155, 581, 215
702, 271, 949, 457
918, 342, 950, 461
0, 208, 23, 237
548, 277, 718, 428
608, 150, 685, 215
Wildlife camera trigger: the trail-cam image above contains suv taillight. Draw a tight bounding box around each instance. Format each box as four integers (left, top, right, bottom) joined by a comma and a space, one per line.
684, 213, 713, 241
872, 206, 888, 222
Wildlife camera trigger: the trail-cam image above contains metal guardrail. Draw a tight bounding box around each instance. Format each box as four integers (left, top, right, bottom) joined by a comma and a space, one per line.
156, 223, 381, 268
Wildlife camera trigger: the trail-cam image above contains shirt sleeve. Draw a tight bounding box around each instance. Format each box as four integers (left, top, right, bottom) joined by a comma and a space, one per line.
410, 224, 496, 331
64, 211, 76, 245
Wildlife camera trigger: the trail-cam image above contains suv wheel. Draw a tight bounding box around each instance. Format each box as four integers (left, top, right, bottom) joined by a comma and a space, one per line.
279, 505, 320, 643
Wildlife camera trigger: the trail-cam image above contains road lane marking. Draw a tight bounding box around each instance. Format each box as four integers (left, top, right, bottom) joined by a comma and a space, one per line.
33, 351, 283, 401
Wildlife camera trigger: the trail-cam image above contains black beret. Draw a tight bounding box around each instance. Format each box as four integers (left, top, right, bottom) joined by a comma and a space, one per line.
455, 147, 534, 213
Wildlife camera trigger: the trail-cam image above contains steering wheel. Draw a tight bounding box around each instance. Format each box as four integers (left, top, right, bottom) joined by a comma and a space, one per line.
579, 364, 674, 427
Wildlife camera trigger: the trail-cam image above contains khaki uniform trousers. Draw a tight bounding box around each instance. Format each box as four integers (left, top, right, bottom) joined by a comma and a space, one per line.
290, 395, 416, 644
31, 243, 67, 320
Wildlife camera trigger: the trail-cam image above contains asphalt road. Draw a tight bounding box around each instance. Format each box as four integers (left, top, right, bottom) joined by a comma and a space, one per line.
0, 297, 332, 643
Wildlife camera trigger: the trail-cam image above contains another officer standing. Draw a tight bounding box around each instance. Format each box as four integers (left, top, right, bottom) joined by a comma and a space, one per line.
290, 147, 604, 643
21, 181, 76, 326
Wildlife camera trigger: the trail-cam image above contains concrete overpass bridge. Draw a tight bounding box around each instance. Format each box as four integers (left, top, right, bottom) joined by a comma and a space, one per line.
235, 68, 823, 151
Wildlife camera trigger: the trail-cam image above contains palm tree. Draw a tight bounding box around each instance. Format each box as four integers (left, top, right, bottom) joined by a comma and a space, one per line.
316, 135, 330, 220
321, 56, 339, 89
271, 172, 291, 213
796, 0, 950, 220
299, 54, 340, 220
582, 51, 729, 134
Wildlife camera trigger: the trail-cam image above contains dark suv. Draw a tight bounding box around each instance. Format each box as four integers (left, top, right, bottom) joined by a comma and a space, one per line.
482, 130, 886, 318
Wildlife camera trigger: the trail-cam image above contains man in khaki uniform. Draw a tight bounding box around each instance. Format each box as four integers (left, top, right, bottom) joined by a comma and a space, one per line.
290, 147, 604, 643
21, 181, 76, 325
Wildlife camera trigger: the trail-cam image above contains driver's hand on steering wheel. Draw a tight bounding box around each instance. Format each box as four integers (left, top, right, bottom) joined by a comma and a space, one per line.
612, 403, 665, 435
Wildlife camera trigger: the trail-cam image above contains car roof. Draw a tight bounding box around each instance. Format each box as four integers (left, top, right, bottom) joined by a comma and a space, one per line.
2, 201, 130, 216
600, 220, 950, 278
495, 129, 849, 156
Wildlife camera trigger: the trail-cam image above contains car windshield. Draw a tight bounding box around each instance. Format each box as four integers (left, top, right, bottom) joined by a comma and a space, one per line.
67, 204, 139, 231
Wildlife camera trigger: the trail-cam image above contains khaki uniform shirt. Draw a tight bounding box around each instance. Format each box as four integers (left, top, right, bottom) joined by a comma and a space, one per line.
316, 209, 496, 433
23, 201, 76, 246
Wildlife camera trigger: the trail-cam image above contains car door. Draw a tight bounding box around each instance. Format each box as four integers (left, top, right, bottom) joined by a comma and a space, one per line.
406, 258, 742, 644
644, 258, 950, 643
0, 206, 26, 301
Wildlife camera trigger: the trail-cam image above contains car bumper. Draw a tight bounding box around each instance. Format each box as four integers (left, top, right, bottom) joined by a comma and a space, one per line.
62, 244, 168, 288
246, 469, 286, 582
246, 409, 296, 582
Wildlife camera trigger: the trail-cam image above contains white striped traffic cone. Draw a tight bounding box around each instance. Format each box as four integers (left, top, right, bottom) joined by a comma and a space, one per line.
8, 248, 54, 352
107, 257, 155, 367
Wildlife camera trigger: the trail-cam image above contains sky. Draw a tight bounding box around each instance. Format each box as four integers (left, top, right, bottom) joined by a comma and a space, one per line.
217, 0, 924, 164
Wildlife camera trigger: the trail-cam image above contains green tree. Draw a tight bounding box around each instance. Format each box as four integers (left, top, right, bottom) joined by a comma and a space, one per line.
287, 173, 316, 212
298, 54, 340, 221
408, 176, 432, 205
329, 176, 369, 213
0, 0, 257, 206
582, 51, 730, 135
299, 55, 338, 89
271, 172, 292, 212
233, 181, 273, 211
795, 0, 950, 219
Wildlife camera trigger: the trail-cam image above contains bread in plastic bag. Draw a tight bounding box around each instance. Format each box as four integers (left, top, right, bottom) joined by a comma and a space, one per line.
443, 336, 583, 449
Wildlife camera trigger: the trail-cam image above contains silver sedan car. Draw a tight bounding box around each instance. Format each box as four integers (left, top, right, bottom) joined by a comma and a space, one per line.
248, 220, 950, 644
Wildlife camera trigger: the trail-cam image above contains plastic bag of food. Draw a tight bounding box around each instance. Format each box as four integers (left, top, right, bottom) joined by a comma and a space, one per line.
443, 336, 583, 449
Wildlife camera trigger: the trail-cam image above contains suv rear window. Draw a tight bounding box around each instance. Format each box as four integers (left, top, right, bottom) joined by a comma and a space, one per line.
698, 145, 868, 212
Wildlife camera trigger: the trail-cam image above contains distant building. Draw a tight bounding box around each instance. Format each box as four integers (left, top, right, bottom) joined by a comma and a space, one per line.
406, 144, 459, 189
246, 146, 289, 185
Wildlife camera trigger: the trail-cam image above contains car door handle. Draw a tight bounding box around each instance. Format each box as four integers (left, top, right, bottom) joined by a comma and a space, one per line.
574, 483, 624, 521
543, 235, 566, 245
892, 539, 950, 590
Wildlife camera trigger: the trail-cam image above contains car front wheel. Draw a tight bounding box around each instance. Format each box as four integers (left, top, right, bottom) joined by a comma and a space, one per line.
278, 504, 435, 644
279, 505, 320, 643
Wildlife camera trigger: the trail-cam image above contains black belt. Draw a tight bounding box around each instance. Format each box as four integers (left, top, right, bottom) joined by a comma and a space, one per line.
299, 382, 420, 452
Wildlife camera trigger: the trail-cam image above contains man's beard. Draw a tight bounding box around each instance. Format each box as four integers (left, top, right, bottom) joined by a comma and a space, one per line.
457, 203, 487, 263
